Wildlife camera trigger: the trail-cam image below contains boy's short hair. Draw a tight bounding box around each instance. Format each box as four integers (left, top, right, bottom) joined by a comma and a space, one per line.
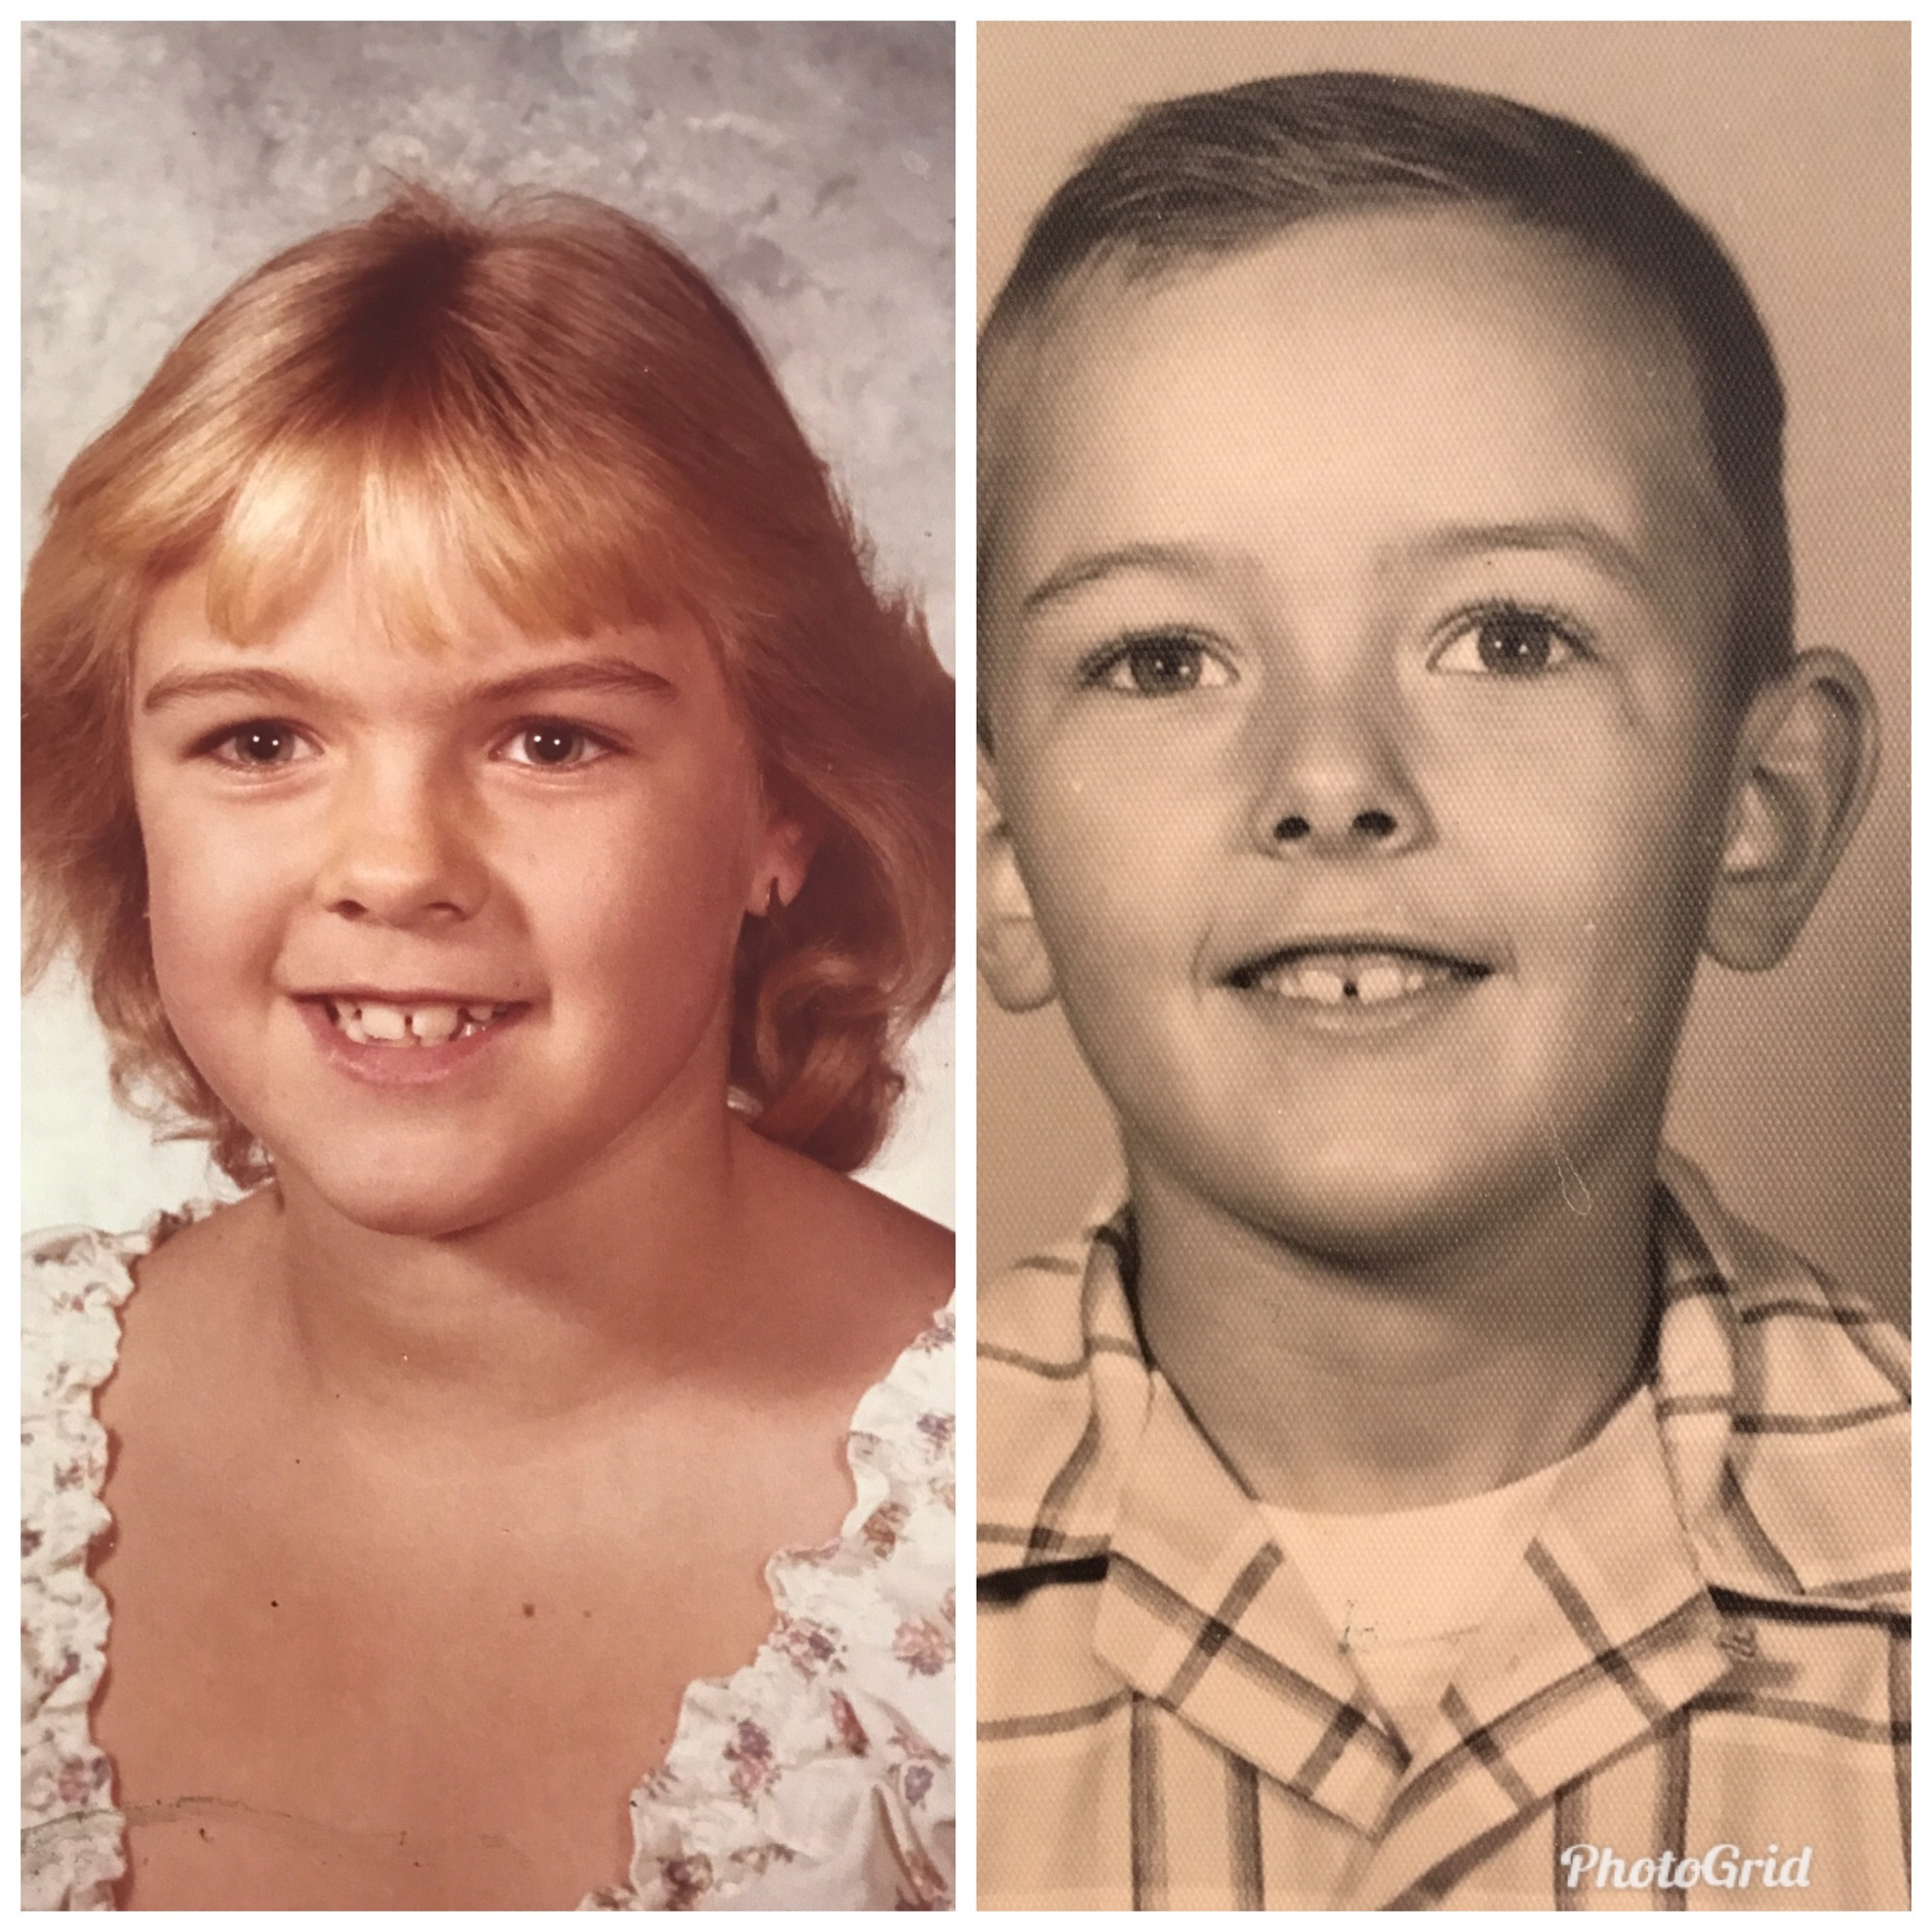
25, 186, 953, 1180
980, 71, 1791, 701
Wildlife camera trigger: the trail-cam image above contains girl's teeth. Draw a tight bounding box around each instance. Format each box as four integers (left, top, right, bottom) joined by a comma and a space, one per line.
327, 1000, 508, 1045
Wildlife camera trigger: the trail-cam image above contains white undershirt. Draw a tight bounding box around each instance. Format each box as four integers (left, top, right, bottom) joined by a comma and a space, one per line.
1259, 1454, 1574, 1753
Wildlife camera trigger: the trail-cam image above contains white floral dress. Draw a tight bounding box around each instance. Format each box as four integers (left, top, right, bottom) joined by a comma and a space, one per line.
20, 1214, 956, 1912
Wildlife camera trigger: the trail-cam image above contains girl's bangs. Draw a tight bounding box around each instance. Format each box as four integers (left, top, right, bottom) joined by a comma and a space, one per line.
197, 424, 717, 654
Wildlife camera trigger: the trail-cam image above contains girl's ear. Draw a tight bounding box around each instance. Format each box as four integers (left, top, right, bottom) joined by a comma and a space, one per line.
979, 750, 1057, 1011
747, 813, 815, 918
1705, 648, 1878, 971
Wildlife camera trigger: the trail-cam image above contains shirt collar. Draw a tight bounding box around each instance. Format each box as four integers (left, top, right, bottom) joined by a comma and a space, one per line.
980, 1151, 1905, 1606
978, 1151, 1909, 1852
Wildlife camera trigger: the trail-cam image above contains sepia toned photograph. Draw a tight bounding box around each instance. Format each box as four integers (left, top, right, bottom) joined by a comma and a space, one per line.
23, 22, 955, 1911
977, 22, 1906, 1910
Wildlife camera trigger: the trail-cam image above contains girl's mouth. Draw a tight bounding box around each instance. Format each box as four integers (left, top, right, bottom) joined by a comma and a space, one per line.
296, 994, 529, 1087
322, 996, 518, 1046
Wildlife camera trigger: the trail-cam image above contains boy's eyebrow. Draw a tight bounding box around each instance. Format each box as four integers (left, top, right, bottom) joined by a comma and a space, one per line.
1016, 522, 1659, 616
1409, 520, 1658, 596
140, 656, 675, 715
1019, 541, 1221, 614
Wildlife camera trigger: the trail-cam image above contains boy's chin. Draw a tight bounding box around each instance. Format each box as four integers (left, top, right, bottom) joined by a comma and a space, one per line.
1160, 1136, 1607, 1271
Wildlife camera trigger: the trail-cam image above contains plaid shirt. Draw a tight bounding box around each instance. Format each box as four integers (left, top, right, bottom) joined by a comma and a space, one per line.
978, 1152, 1909, 1909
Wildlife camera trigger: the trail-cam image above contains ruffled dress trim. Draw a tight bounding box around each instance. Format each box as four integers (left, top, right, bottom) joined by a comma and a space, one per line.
592, 1296, 955, 1912
21, 1220, 174, 1912
19, 1210, 955, 1913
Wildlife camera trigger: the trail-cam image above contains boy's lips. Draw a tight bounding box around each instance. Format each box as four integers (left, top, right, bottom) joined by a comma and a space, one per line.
1222, 935, 1495, 1013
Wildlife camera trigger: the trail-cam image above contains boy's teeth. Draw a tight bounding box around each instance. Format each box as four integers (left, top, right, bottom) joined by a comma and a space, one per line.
1301, 967, 1348, 1006
1355, 962, 1407, 1005
326, 1000, 508, 1045
1252, 950, 1461, 1007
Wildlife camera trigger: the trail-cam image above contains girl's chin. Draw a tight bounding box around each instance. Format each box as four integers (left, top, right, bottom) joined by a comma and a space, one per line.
268, 1150, 574, 1241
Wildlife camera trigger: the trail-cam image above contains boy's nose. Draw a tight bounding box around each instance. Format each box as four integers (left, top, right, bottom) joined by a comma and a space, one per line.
1270, 807, 1405, 846
317, 765, 489, 926
1248, 715, 1430, 859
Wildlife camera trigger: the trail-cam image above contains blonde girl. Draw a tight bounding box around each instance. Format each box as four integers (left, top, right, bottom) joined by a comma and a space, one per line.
23, 187, 954, 1911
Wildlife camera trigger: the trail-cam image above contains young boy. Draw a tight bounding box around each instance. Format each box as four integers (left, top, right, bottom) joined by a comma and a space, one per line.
977, 72, 1906, 1911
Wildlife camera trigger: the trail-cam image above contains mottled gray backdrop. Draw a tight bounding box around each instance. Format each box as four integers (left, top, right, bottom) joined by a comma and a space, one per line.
23, 21, 955, 1231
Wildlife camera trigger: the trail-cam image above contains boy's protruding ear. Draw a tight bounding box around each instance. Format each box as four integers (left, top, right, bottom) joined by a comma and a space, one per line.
978, 750, 1057, 1011
1704, 648, 1878, 971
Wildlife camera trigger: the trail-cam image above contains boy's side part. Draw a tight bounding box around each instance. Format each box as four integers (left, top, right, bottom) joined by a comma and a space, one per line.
976, 73, 1905, 1910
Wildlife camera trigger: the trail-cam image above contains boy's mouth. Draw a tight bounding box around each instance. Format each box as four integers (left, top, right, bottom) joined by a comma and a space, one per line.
318, 996, 520, 1046
1226, 946, 1490, 1008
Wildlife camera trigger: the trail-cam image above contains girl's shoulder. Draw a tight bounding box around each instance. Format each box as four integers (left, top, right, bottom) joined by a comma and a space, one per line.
743, 1129, 954, 1339
611, 1273, 957, 1910
23, 1205, 225, 1411
25, 1222, 148, 1414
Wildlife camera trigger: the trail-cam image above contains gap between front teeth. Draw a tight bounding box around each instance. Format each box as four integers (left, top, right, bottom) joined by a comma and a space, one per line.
1253, 953, 1454, 1007
328, 1000, 508, 1045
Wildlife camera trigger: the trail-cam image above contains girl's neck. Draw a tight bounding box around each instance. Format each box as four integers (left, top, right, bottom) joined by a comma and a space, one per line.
246, 1092, 763, 1442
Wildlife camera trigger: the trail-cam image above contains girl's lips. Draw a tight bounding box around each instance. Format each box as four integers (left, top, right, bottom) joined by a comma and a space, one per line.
295, 995, 527, 1087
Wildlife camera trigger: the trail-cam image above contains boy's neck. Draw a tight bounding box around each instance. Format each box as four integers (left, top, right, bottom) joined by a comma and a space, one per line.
1127, 1125, 1663, 1515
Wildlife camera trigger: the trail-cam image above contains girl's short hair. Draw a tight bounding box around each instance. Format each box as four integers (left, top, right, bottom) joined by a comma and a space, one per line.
25, 185, 953, 1179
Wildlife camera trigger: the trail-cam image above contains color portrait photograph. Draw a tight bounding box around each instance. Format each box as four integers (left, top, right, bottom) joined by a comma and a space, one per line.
24, 21, 955, 1911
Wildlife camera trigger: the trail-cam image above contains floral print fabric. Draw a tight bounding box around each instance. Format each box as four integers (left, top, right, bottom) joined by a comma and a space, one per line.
20, 1214, 955, 1911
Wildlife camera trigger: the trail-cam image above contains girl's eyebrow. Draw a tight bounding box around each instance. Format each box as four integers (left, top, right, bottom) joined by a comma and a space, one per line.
140, 656, 674, 715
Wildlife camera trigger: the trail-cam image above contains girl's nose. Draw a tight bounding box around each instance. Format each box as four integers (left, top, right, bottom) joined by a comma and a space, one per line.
1248, 705, 1431, 860
317, 764, 489, 926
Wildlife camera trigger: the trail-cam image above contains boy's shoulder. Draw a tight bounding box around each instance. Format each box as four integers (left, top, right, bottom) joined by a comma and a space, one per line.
1659, 1149, 1909, 1395
978, 1198, 1144, 1579
1658, 1151, 1908, 1611
980, 1211, 1114, 1354
978, 1161, 1909, 1608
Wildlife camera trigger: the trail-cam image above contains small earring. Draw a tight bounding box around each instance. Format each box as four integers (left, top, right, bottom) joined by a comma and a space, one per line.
765, 878, 783, 916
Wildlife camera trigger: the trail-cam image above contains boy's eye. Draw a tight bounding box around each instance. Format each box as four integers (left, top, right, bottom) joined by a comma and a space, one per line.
1432, 606, 1585, 677
500, 722, 613, 768
207, 722, 312, 768
1087, 634, 1235, 697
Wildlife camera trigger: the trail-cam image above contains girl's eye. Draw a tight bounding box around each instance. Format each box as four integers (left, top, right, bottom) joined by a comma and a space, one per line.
1088, 634, 1235, 697
1432, 606, 1586, 677
500, 722, 612, 768
208, 722, 310, 768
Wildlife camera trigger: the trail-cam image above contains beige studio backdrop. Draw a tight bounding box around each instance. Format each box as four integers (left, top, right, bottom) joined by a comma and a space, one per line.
976, 21, 1908, 1328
